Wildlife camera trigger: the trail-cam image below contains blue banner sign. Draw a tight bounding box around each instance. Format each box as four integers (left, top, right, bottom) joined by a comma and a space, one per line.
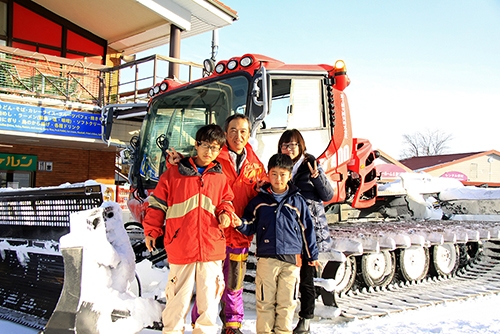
0, 102, 101, 139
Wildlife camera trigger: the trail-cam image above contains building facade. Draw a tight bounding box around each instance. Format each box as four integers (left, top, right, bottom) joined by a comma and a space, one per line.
400, 150, 500, 187
0, 0, 237, 188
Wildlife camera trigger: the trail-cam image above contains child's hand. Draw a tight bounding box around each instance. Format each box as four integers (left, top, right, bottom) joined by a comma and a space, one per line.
167, 147, 181, 165
309, 260, 323, 269
232, 213, 242, 227
145, 236, 157, 252
218, 212, 231, 228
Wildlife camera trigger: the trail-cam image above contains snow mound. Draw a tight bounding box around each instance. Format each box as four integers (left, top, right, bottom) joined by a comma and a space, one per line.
60, 202, 163, 333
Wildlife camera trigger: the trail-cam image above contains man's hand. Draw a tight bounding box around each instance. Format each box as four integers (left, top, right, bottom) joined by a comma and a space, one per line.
145, 235, 156, 252
255, 179, 267, 192
218, 212, 231, 228
167, 147, 181, 165
307, 160, 319, 178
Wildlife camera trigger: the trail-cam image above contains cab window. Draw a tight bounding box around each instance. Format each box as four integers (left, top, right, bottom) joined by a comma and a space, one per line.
264, 77, 325, 129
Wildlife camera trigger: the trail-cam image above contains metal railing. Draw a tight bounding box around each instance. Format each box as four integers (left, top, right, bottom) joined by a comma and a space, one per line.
0, 46, 104, 106
0, 46, 204, 108
101, 54, 204, 105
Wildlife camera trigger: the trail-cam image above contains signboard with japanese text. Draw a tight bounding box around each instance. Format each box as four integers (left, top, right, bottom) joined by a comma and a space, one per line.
0, 102, 101, 139
440, 171, 468, 181
0, 153, 37, 171
116, 185, 132, 210
376, 163, 406, 179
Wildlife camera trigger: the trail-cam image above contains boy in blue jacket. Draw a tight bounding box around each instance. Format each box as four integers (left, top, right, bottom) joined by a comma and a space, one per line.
233, 153, 319, 334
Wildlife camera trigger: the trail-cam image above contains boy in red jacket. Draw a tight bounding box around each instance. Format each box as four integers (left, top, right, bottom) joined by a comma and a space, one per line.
167, 115, 267, 333
143, 124, 235, 334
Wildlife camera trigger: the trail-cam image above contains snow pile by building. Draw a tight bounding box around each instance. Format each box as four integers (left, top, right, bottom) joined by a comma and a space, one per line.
378, 172, 500, 220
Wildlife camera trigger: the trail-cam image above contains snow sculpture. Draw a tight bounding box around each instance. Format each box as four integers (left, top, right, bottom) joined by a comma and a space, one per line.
44, 202, 162, 334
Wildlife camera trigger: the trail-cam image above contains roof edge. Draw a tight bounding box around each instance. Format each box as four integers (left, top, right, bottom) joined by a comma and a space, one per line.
423, 150, 500, 172
206, 0, 238, 21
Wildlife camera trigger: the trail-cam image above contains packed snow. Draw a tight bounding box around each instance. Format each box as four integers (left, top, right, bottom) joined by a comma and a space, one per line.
380, 173, 500, 201
3, 292, 500, 333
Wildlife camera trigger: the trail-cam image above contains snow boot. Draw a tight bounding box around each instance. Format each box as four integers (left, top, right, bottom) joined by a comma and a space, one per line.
293, 318, 311, 334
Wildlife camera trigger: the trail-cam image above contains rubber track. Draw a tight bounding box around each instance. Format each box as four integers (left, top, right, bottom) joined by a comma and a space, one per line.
0, 305, 47, 330
330, 240, 500, 319
243, 233, 500, 321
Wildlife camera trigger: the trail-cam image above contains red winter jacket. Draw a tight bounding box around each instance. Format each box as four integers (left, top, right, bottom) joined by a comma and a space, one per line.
217, 144, 267, 248
143, 157, 234, 265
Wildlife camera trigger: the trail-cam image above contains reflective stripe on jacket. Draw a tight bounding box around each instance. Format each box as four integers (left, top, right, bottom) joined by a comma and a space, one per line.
143, 157, 234, 264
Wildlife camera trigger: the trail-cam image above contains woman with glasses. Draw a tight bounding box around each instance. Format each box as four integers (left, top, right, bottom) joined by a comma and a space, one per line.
278, 129, 334, 334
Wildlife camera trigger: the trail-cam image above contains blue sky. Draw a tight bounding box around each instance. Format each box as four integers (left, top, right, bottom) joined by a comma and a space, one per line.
149, 0, 500, 159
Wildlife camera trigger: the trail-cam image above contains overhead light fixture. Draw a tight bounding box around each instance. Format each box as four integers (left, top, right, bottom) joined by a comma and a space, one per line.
0, 144, 13, 148
240, 56, 254, 67
159, 82, 168, 91
227, 59, 238, 70
120, 54, 136, 63
203, 59, 215, 74
215, 63, 225, 74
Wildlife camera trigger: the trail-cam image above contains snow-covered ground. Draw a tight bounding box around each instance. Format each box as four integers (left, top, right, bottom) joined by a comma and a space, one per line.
3, 293, 500, 334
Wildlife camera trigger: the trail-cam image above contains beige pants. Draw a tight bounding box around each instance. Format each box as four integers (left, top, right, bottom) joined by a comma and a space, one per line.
162, 261, 224, 334
255, 257, 300, 334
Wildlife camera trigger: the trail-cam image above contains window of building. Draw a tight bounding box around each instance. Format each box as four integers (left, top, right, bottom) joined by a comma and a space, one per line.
0, 171, 33, 188
8, 1, 106, 63
13, 3, 62, 49
470, 163, 478, 179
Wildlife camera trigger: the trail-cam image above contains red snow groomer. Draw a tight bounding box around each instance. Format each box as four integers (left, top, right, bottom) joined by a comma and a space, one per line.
110, 53, 500, 320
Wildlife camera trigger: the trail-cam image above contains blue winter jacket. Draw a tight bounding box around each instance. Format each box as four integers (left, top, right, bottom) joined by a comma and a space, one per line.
236, 183, 319, 262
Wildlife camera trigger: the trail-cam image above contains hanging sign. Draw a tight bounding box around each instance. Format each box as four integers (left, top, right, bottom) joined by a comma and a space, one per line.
0, 153, 37, 171
440, 171, 468, 181
0, 102, 101, 139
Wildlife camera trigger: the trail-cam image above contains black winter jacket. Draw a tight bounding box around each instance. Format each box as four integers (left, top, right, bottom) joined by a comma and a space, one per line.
292, 153, 334, 253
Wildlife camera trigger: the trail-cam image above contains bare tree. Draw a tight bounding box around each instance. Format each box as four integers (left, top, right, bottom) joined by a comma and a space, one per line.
400, 129, 453, 159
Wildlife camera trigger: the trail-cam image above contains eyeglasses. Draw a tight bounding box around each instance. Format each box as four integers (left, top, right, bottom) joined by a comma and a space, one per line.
197, 141, 222, 152
281, 142, 299, 150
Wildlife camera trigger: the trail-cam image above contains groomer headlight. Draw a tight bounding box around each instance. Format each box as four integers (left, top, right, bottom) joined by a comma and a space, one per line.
153, 85, 160, 94
203, 59, 215, 73
215, 63, 225, 74
160, 82, 168, 92
334, 60, 346, 72
148, 88, 155, 97
227, 59, 238, 70
240, 56, 253, 67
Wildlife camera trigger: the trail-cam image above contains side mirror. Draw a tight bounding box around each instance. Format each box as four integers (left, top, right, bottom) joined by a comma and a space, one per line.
252, 76, 263, 107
